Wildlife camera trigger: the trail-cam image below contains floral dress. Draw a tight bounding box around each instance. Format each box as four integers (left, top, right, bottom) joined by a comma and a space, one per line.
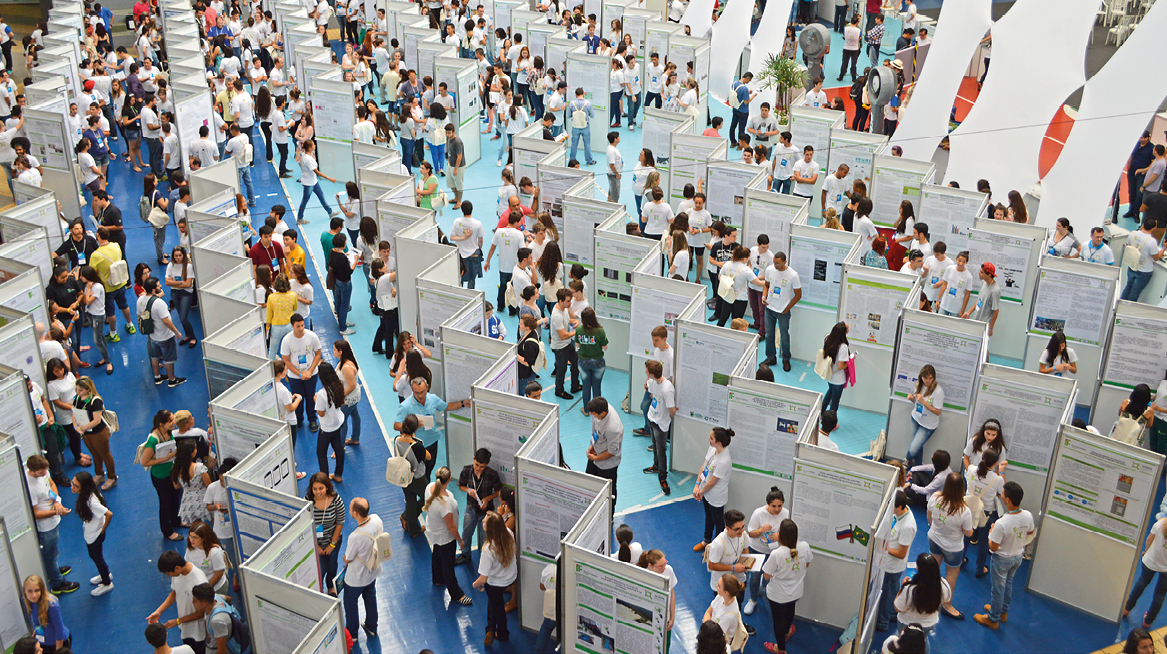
178, 462, 211, 526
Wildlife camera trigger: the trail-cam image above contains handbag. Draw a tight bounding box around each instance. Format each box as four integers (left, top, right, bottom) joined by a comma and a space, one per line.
334, 565, 346, 592
326, 269, 335, 291
814, 349, 832, 380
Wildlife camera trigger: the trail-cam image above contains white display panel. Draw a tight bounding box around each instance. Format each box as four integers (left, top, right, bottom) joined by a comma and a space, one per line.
791, 457, 885, 563
518, 468, 599, 564
967, 376, 1067, 475
789, 107, 838, 173
870, 160, 931, 228
917, 184, 985, 254
892, 319, 984, 412
965, 228, 1033, 303
558, 191, 608, 269
253, 595, 318, 654
565, 547, 670, 654
594, 232, 654, 322
1030, 268, 1116, 346
472, 394, 552, 486
231, 428, 298, 498
249, 508, 321, 591
725, 385, 809, 481
0, 373, 39, 464
0, 449, 31, 543
627, 283, 696, 357
416, 280, 480, 364
1100, 311, 1167, 391
667, 133, 723, 212
742, 190, 805, 256
210, 405, 283, 464
706, 163, 763, 230
787, 234, 851, 312
0, 520, 28, 653
228, 485, 304, 559
840, 271, 914, 349
674, 323, 750, 427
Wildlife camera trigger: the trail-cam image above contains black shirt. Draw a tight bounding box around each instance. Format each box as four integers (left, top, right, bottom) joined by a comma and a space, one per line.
1133, 141, 1155, 172
458, 463, 502, 515
97, 204, 126, 246
55, 235, 100, 269
542, 126, 555, 141
45, 277, 83, 322
518, 332, 540, 378
328, 250, 353, 282
1143, 192, 1167, 227
710, 240, 734, 268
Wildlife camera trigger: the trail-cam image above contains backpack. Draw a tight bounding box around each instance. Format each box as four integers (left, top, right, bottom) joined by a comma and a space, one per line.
108, 259, 129, 287
522, 334, 547, 373
138, 195, 151, 223
1125, 233, 1149, 271
729, 81, 742, 110
504, 281, 519, 308
571, 101, 588, 129
103, 409, 119, 433
385, 438, 415, 487
355, 527, 394, 570
138, 296, 157, 335
209, 598, 251, 654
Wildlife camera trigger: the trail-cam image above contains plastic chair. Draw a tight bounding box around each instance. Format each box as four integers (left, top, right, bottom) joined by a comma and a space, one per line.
1106, 0, 1127, 25
1107, 14, 1137, 45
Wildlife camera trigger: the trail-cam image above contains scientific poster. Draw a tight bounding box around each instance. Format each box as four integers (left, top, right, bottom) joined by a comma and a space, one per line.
743, 193, 800, 255
513, 147, 547, 195
676, 327, 748, 427
790, 458, 885, 563
562, 198, 610, 267
254, 596, 318, 654
595, 235, 653, 321
227, 322, 267, 359
234, 433, 296, 496
484, 358, 518, 395
787, 235, 851, 312
1101, 315, 1167, 390
0, 277, 48, 337
444, 343, 500, 423
311, 87, 354, 143
725, 387, 808, 480
474, 400, 548, 485
706, 166, 760, 229
176, 93, 213, 174
308, 624, 345, 654
827, 135, 877, 186
0, 447, 31, 540
574, 559, 668, 654
418, 286, 474, 363
842, 274, 913, 349
965, 229, 1032, 302
892, 321, 982, 412
519, 470, 596, 563
213, 412, 276, 463
567, 54, 609, 128
0, 324, 41, 393
871, 167, 925, 228
1048, 432, 1158, 545
229, 487, 302, 557
0, 530, 26, 650
642, 112, 686, 174
378, 205, 422, 241
24, 115, 70, 171
918, 187, 980, 253
0, 377, 36, 470
1030, 269, 1114, 346
233, 380, 280, 421
668, 136, 717, 211
255, 514, 319, 591
668, 43, 693, 83
0, 232, 49, 286
790, 115, 833, 172
969, 377, 1067, 474
524, 423, 559, 466
628, 285, 695, 356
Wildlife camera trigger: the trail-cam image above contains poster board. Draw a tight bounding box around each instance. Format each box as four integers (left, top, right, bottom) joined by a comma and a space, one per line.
377, 195, 434, 242
542, 166, 598, 264
512, 126, 562, 196
640, 108, 690, 182
202, 309, 268, 400
210, 404, 285, 469
594, 217, 654, 323
196, 260, 257, 338
0, 518, 28, 654
1029, 425, 1164, 622
785, 222, 860, 363
566, 51, 613, 155
0, 310, 45, 393
0, 201, 58, 280
964, 219, 1046, 359
1095, 301, 1167, 428
868, 155, 935, 229
705, 161, 766, 231
789, 105, 843, 174
243, 506, 320, 592
667, 132, 726, 212
471, 387, 555, 487
0, 265, 49, 339
916, 183, 987, 255
174, 91, 215, 175
394, 216, 451, 351
190, 158, 241, 203
441, 325, 513, 477
416, 260, 481, 396
837, 264, 918, 413
216, 361, 280, 421
0, 444, 46, 588
240, 563, 341, 654
225, 463, 307, 562
826, 129, 886, 192
741, 189, 807, 257
627, 272, 704, 357
0, 369, 40, 469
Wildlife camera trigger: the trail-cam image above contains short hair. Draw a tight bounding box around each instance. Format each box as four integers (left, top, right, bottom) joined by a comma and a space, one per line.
586, 397, 608, 414
191, 583, 216, 603
607, 131, 619, 144
724, 509, 745, 527
645, 360, 663, 377
259, 225, 274, 237
284, 229, 298, 241
474, 448, 492, 464
517, 247, 532, 261
893, 488, 909, 508
1002, 480, 1024, 507
26, 454, 48, 471
290, 312, 305, 325
525, 381, 543, 396
820, 410, 838, 434
756, 234, 769, 245
932, 241, 947, 254
158, 549, 185, 573
1091, 226, 1104, 235
803, 145, 814, 154
651, 325, 667, 340
145, 623, 169, 647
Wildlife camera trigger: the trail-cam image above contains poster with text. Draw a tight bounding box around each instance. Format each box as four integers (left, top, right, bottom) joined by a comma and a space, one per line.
1030, 269, 1114, 346
892, 321, 982, 412
725, 387, 808, 480
743, 193, 800, 255
871, 167, 925, 228
573, 558, 668, 654
676, 327, 748, 427
827, 136, 877, 186
1049, 432, 1158, 545
519, 470, 596, 563
918, 187, 980, 253
229, 487, 301, 557
418, 286, 475, 362
562, 199, 610, 267
791, 458, 885, 562
965, 229, 1032, 302
790, 115, 832, 172
668, 138, 717, 211
842, 274, 913, 348
1101, 315, 1167, 390
788, 235, 851, 312
706, 166, 760, 229
969, 377, 1067, 474
628, 285, 696, 356
474, 400, 548, 485
595, 235, 654, 321
253, 596, 317, 654
445, 343, 501, 423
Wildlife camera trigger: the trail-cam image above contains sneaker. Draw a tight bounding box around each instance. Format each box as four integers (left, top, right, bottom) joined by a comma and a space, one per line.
59, 566, 71, 576
126, 324, 137, 334
761, 357, 777, 366
297, 218, 311, 225
330, 210, 342, 218
745, 625, 756, 636
89, 574, 110, 585
454, 554, 471, 565
154, 376, 166, 385
660, 481, 671, 495
631, 428, 649, 436
643, 466, 659, 474
744, 599, 757, 615
168, 377, 188, 388
309, 422, 320, 432
91, 583, 114, 596
341, 328, 356, 335
347, 321, 355, 326
50, 581, 79, 595
647, 444, 654, 452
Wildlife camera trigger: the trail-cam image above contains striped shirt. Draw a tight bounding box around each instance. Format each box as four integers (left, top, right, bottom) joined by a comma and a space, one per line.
311, 493, 345, 547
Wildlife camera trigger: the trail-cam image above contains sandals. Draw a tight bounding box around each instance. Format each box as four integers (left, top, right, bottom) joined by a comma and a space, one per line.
167, 533, 184, 541
345, 439, 360, 446
458, 596, 473, 605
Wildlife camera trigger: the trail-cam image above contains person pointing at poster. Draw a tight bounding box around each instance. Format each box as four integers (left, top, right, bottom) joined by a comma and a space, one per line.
394, 376, 469, 479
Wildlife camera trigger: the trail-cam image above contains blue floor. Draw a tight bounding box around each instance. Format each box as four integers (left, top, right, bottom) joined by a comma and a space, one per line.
42, 32, 1143, 654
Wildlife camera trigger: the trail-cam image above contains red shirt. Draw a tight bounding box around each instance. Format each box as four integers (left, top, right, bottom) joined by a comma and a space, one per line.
133, 1, 151, 21
702, 128, 721, 137
248, 240, 286, 273
495, 205, 531, 230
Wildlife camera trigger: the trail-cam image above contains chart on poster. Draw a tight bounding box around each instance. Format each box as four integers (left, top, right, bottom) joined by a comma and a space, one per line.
1101, 315, 1167, 390
969, 377, 1066, 473
256, 514, 319, 590
965, 229, 1032, 302
628, 285, 694, 356
1048, 432, 1158, 545
842, 274, 913, 348
474, 401, 548, 485
725, 387, 809, 480
1030, 269, 1114, 346
445, 343, 501, 422
918, 186, 980, 253
573, 559, 668, 654
676, 327, 748, 427
788, 235, 851, 311
668, 137, 717, 210
254, 596, 318, 654
892, 321, 982, 411
230, 487, 302, 557
519, 470, 596, 563
595, 235, 653, 321
827, 135, 877, 185
791, 458, 885, 563
418, 287, 475, 362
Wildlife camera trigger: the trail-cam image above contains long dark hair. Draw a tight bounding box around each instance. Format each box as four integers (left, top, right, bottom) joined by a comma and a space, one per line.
1128, 383, 1153, 418
334, 339, 359, 371
304, 471, 337, 501
971, 419, 1005, 456
695, 621, 727, 654
887, 624, 928, 653
1043, 330, 1070, 364
73, 472, 105, 523
537, 241, 563, 284
317, 362, 345, 408
579, 307, 600, 331
903, 553, 943, 615
615, 524, 635, 563
405, 349, 431, 385
169, 440, 198, 484
255, 85, 272, 118
975, 449, 999, 480
894, 200, 915, 234
823, 321, 849, 362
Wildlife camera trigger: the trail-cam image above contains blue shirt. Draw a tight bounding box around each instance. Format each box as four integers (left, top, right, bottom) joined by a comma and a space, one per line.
732, 82, 750, 115
583, 35, 600, 54
395, 392, 448, 446
1133, 141, 1155, 172
30, 598, 70, 646
486, 314, 504, 339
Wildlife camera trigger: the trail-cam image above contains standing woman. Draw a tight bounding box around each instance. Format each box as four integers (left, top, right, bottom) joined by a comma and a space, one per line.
1007, 190, 1028, 224
537, 241, 565, 316
638, 550, 678, 650
893, 554, 949, 639
762, 519, 812, 654
575, 308, 608, 410
337, 182, 361, 245
393, 414, 431, 537
295, 139, 337, 225
265, 275, 298, 361
185, 522, 229, 593
72, 377, 116, 490
290, 263, 315, 318
1037, 330, 1077, 377
504, 89, 530, 167
962, 419, 1007, 474
926, 472, 973, 619
78, 266, 112, 374
392, 335, 432, 402
1125, 516, 1167, 629
22, 576, 70, 653
330, 233, 359, 336
416, 161, 440, 210
46, 360, 89, 468
140, 410, 183, 540
121, 93, 144, 171
702, 574, 743, 649
1046, 217, 1080, 258
964, 449, 1002, 578
1114, 384, 1156, 448
400, 106, 419, 172
371, 258, 398, 357
315, 362, 347, 483
72, 472, 114, 596
669, 232, 690, 280
256, 86, 273, 162
425, 466, 473, 605
307, 472, 345, 595
821, 322, 850, 413
717, 246, 764, 326
903, 365, 943, 467
334, 340, 363, 446
632, 148, 656, 222
693, 427, 735, 553
744, 487, 789, 615
170, 441, 211, 528
165, 246, 198, 348
472, 512, 518, 646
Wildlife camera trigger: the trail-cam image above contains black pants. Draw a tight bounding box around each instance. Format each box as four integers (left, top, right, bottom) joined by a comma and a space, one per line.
553, 344, 579, 394
717, 299, 748, 326
151, 473, 182, 537
432, 540, 465, 600
834, 4, 848, 31
277, 142, 289, 175
485, 583, 510, 639
702, 497, 725, 544
585, 461, 618, 503
884, 118, 898, 137
769, 599, 797, 650
318, 428, 344, 477
42, 636, 74, 654
260, 121, 273, 161
840, 49, 860, 79
852, 106, 870, 131
87, 532, 111, 585
374, 308, 399, 354
645, 92, 662, 109
182, 638, 206, 654
401, 475, 428, 536
1, 41, 12, 72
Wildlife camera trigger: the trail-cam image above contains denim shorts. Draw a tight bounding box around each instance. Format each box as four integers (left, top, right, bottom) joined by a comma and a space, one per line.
929, 537, 963, 567
103, 285, 128, 315
147, 336, 178, 364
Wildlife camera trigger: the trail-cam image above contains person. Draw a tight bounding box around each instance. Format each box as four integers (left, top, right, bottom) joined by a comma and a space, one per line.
935, 251, 972, 316
137, 277, 187, 387
1127, 132, 1156, 218
613, 524, 643, 564
164, 247, 198, 349
606, 131, 622, 203
694, 428, 735, 552
281, 314, 322, 431
586, 397, 622, 500
747, 235, 774, 336
576, 309, 608, 407
904, 365, 944, 466
975, 481, 1035, 629
963, 419, 1007, 473
894, 554, 949, 638
145, 622, 196, 654
717, 245, 765, 326
395, 374, 469, 480
875, 490, 916, 632
1038, 330, 1078, 377
329, 233, 360, 336
550, 288, 581, 399
1121, 218, 1165, 302
314, 362, 347, 483
965, 450, 1003, 578
812, 410, 841, 451
744, 487, 789, 615
1081, 227, 1115, 265
729, 73, 755, 146
296, 139, 338, 224
821, 322, 850, 412
1046, 218, 1080, 258
1115, 383, 1156, 447
451, 202, 485, 289
926, 473, 973, 620
1120, 628, 1155, 654
184, 523, 229, 595
904, 448, 953, 506
863, 236, 889, 269
26, 456, 80, 596
22, 575, 71, 653
791, 146, 818, 199
761, 519, 811, 653
392, 414, 431, 537
456, 448, 503, 565
140, 410, 183, 541
421, 466, 473, 608
703, 574, 744, 649
189, 583, 242, 654
343, 497, 383, 639
516, 314, 542, 392
473, 512, 518, 646
762, 251, 800, 371
485, 211, 524, 316
171, 440, 210, 527
703, 510, 754, 638
643, 359, 676, 496
148, 549, 208, 651
568, 87, 596, 165
962, 262, 1001, 336
920, 242, 951, 311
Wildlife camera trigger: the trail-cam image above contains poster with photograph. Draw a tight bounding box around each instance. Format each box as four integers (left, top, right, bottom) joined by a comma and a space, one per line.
892, 321, 982, 412
417, 286, 475, 364
1048, 432, 1158, 545
968, 376, 1067, 474
965, 229, 1032, 303
676, 327, 749, 427
791, 458, 885, 563
473, 400, 548, 485
628, 285, 696, 356
1101, 314, 1167, 390
573, 558, 668, 654
788, 235, 851, 312
842, 273, 914, 348
725, 387, 809, 480
1029, 268, 1114, 346
871, 167, 926, 228
706, 165, 761, 229
595, 235, 654, 321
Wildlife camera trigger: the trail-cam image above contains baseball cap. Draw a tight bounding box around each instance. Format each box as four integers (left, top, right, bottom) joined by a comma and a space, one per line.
83, 80, 95, 91
981, 262, 996, 277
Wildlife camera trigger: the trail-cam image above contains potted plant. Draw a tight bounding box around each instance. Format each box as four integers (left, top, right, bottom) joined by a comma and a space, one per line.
757, 53, 805, 127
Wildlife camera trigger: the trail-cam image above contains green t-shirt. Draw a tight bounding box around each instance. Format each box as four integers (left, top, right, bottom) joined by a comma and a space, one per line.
575, 326, 608, 360
320, 231, 347, 269
146, 432, 174, 479
419, 175, 439, 210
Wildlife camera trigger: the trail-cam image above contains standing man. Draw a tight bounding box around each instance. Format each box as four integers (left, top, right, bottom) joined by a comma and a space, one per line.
747, 235, 774, 339
446, 124, 466, 209
644, 52, 665, 110
729, 73, 756, 149
26, 455, 80, 595
455, 448, 502, 565
343, 498, 383, 640
1138, 144, 1167, 201
484, 211, 524, 316
762, 252, 801, 371
606, 131, 622, 203
93, 190, 127, 259
865, 13, 885, 67
1126, 132, 1155, 218
451, 202, 484, 289
224, 124, 256, 207
746, 103, 779, 154
821, 164, 851, 218
874, 489, 915, 632
839, 15, 862, 81
1081, 227, 1115, 265
280, 313, 322, 431
962, 262, 1001, 336
550, 288, 581, 400
138, 278, 187, 387
1120, 218, 1165, 301
791, 146, 819, 200
55, 221, 99, 271
547, 81, 568, 138
394, 376, 469, 478
247, 225, 288, 275
769, 132, 799, 195
141, 93, 164, 178
586, 397, 623, 501
642, 359, 676, 496
568, 87, 596, 166
974, 482, 1035, 630
90, 226, 134, 340
147, 550, 207, 653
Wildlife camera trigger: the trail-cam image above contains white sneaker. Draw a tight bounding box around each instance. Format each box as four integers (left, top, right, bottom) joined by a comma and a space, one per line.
341, 328, 356, 335
91, 583, 114, 596
744, 599, 757, 615
90, 574, 111, 585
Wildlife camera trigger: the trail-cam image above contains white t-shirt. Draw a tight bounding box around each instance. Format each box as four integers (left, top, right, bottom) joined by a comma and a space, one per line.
1129, 230, 1160, 273
85, 284, 106, 316
762, 542, 812, 603
747, 505, 790, 553
172, 567, 209, 641
823, 174, 850, 214
612, 541, 644, 563
764, 266, 801, 313
989, 510, 1034, 558
47, 374, 77, 425
894, 579, 950, 629
646, 377, 675, 430
79, 495, 109, 544
963, 437, 1007, 470
645, 63, 665, 93
853, 216, 879, 254
911, 386, 944, 430
698, 446, 732, 507
671, 249, 690, 278
492, 227, 524, 271
478, 538, 519, 586
203, 482, 233, 540
291, 279, 314, 315
642, 201, 674, 236
724, 261, 758, 302
28, 382, 48, 428
803, 90, 828, 108
922, 255, 952, 301
1046, 233, 1079, 258
1143, 521, 1167, 573
1038, 347, 1078, 376
512, 265, 534, 298
314, 388, 344, 432
706, 531, 746, 590
451, 216, 485, 259
606, 144, 623, 175
652, 346, 674, 382
187, 546, 229, 591
689, 208, 712, 234
771, 144, 799, 180
27, 474, 61, 532
280, 330, 322, 374
792, 159, 818, 196
424, 485, 458, 546
138, 293, 178, 341
926, 494, 973, 553
938, 266, 973, 314
966, 468, 1004, 518
299, 152, 319, 186
1081, 241, 1115, 265
707, 596, 740, 647
882, 510, 917, 574
829, 342, 850, 385
344, 514, 385, 587
276, 382, 297, 426
749, 246, 774, 279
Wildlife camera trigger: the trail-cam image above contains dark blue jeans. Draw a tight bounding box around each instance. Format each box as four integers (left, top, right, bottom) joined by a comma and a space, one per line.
401, 137, 415, 171
579, 357, 605, 406
298, 182, 333, 222
1127, 561, 1167, 622
173, 289, 196, 337
764, 308, 791, 363
1122, 269, 1153, 302
496, 271, 512, 315
288, 374, 318, 427
320, 536, 341, 592
341, 403, 361, 442
824, 382, 844, 412
876, 570, 903, 630
729, 110, 749, 144
333, 279, 352, 331
38, 525, 65, 588
343, 580, 377, 637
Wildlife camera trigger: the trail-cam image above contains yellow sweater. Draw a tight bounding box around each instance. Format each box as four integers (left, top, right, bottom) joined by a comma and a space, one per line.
266, 291, 298, 326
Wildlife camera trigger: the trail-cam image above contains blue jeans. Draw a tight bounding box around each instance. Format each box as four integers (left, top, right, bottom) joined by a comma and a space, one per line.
460, 503, 487, 556
173, 290, 196, 339
320, 536, 341, 592
966, 511, 996, 574
626, 94, 641, 126
37, 525, 65, 588
145, 137, 163, 176
824, 382, 844, 412
429, 141, 446, 173
570, 125, 593, 163
649, 421, 669, 482
402, 137, 416, 173
298, 182, 333, 222
610, 91, 623, 125
772, 178, 793, 194
535, 616, 557, 653
905, 420, 936, 467
497, 132, 512, 164
764, 308, 791, 363
746, 546, 769, 603
640, 390, 652, 431
579, 357, 605, 406
341, 403, 361, 442
1127, 562, 1167, 622
334, 279, 352, 331
237, 165, 255, 204
988, 553, 1023, 622
518, 374, 536, 396
288, 373, 318, 427
729, 110, 749, 143
1122, 269, 1153, 301
876, 570, 903, 630
343, 580, 377, 637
